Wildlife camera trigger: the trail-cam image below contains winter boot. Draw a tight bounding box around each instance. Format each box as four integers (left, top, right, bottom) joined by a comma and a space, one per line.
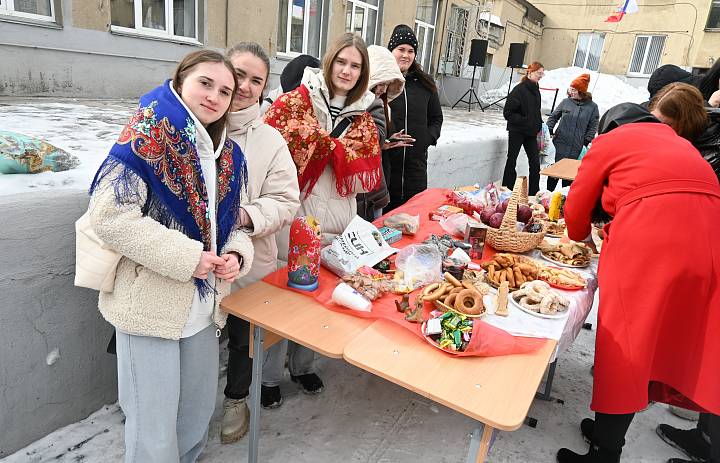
581, 418, 595, 443
220, 397, 250, 444
260, 385, 283, 409
291, 373, 324, 394
656, 424, 710, 462
557, 443, 622, 463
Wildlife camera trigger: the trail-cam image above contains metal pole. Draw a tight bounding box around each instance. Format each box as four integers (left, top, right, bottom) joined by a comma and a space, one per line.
551, 88, 559, 113
248, 325, 265, 463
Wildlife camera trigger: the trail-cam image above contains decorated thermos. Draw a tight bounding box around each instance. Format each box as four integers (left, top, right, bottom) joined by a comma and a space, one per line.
287, 216, 321, 291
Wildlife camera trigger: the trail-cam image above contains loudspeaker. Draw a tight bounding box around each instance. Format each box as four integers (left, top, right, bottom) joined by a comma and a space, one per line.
468, 39, 488, 67
507, 42, 527, 68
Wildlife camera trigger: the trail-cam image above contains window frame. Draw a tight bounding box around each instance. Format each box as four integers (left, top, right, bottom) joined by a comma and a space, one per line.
345, 0, 381, 46
0, 0, 56, 22
414, 0, 439, 72
440, 5, 469, 77
110, 0, 200, 44
277, 0, 328, 58
706, 0, 720, 30
573, 32, 605, 72
627, 34, 666, 77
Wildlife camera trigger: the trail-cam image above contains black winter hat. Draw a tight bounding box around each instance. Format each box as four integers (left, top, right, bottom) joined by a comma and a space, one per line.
647, 64, 697, 98
387, 24, 418, 53
598, 102, 660, 135
280, 54, 320, 92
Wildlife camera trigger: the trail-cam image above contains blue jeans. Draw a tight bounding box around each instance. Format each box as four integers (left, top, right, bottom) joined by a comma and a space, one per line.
116, 324, 218, 463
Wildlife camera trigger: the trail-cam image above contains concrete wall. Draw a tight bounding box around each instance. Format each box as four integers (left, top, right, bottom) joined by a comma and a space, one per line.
0, 190, 117, 457
427, 126, 527, 189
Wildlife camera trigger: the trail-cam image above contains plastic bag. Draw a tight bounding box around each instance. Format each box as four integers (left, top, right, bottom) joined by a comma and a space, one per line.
537, 123, 556, 160
394, 244, 442, 291
439, 213, 472, 238
321, 216, 397, 277
578, 142, 591, 160
383, 213, 420, 235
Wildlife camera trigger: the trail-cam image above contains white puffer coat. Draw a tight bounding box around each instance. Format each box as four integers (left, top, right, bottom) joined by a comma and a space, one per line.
291, 67, 377, 246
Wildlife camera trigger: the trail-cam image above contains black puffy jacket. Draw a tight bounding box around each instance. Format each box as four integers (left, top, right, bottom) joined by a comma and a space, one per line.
385, 71, 443, 209
693, 108, 720, 182
503, 79, 542, 136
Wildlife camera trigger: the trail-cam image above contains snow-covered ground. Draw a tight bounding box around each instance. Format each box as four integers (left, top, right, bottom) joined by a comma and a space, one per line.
2, 306, 694, 463
479, 66, 650, 116
0, 73, 648, 197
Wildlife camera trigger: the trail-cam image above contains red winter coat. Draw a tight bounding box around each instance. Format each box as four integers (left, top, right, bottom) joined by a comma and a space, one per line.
564, 122, 720, 414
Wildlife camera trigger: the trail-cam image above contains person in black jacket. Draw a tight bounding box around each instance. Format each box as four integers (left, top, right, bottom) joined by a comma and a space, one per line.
385, 24, 443, 211
502, 61, 544, 195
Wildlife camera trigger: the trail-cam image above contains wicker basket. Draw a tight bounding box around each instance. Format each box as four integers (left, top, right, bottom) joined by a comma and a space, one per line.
486, 177, 546, 253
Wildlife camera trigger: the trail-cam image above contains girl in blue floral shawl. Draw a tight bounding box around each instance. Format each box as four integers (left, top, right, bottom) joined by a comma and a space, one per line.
88, 50, 254, 462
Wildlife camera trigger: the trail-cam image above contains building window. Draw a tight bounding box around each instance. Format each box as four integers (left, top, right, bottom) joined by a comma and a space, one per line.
441, 5, 468, 77
278, 0, 326, 57
477, 12, 504, 50
345, 0, 381, 46
573, 32, 605, 71
707, 1, 720, 29
415, 0, 438, 72
110, 0, 198, 41
0, 0, 55, 21
628, 35, 666, 76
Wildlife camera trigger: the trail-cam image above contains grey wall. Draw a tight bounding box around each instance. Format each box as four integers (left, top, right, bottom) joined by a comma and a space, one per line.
0, 190, 117, 457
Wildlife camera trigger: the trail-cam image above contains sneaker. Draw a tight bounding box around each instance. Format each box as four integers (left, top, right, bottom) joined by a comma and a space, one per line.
220, 397, 249, 444
656, 424, 710, 462
260, 385, 283, 409
291, 373, 324, 394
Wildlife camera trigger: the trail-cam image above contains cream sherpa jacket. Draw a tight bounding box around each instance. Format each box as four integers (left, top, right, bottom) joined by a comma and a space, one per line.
89, 166, 254, 340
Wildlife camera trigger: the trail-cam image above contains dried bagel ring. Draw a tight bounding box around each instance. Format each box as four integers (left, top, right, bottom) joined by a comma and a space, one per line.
455, 289, 483, 315
444, 292, 458, 307
444, 271, 463, 287
424, 284, 447, 301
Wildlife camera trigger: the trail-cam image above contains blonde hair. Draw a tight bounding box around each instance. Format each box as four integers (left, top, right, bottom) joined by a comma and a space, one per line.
322, 33, 370, 106
649, 82, 708, 141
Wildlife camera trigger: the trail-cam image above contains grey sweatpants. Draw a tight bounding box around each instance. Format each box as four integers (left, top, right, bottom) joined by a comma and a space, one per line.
116, 324, 219, 463
262, 340, 315, 386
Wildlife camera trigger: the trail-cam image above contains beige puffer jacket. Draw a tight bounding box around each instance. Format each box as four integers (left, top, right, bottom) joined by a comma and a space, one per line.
226, 103, 300, 289
291, 67, 377, 247
90, 149, 254, 341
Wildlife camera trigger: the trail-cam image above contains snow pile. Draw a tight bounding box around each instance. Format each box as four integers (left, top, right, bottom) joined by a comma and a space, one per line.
479, 66, 650, 116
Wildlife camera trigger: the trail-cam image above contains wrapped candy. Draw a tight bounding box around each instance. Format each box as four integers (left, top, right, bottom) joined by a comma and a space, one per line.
287, 216, 321, 291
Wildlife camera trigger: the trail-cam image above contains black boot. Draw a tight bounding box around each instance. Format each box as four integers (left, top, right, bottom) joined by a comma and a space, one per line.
581, 418, 594, 442
557, 443, 622, 463
656, 424, 711, 461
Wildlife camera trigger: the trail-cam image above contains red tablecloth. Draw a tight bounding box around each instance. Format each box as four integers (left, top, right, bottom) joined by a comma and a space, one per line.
264, 188, 548, 357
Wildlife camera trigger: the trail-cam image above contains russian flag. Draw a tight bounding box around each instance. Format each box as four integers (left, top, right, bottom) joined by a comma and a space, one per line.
605, 0, 638, 22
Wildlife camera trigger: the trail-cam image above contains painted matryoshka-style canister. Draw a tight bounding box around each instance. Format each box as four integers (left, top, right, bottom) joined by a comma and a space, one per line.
287, 216, 321, 291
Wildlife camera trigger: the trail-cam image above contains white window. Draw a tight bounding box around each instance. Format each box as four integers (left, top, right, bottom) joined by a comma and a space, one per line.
573, 32, 605, 71
415, 0, 438, 71
345, 0, 381, 46
706, 0, 720, 29
628, 35, 666, 76
441, 6, 468, 77
277, 0, 326, 57
0, 0, 55, 21
110, 0, 198, 42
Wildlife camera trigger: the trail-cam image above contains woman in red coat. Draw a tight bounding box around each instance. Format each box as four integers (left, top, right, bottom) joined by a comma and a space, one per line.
557, 101, 720, 463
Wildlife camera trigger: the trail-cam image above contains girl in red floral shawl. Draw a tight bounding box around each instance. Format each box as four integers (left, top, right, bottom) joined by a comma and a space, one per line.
263, 32, 382, 397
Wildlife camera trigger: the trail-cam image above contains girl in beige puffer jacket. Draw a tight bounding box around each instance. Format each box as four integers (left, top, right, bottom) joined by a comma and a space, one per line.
219, 42, 301, 443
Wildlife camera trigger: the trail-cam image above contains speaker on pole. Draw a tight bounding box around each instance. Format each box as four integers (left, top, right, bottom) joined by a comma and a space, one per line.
468, 39, 488, 67
507, 42, 527, 68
